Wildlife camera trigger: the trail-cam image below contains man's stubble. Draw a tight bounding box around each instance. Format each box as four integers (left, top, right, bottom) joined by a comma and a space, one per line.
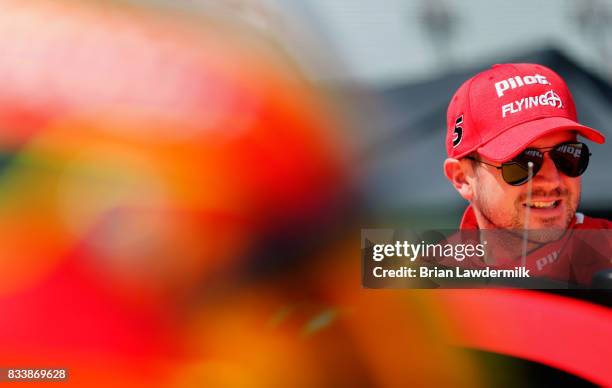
471, 174, 578, 243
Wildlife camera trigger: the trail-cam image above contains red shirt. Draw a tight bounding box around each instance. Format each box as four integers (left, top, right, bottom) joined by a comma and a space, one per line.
454, 205, 612, 286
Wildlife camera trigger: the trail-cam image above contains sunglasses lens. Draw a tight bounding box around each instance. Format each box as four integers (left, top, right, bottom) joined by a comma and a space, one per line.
501, 162, 528, 185
551, 142, 590, 177
502, 149, 543, 185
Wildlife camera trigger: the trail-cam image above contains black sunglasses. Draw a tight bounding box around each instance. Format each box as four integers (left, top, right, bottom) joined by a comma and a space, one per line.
466, 142, 591, 186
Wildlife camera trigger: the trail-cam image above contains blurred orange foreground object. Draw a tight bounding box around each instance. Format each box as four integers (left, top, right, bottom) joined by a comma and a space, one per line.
0, 0, 350, 386
0, 0, 348, 292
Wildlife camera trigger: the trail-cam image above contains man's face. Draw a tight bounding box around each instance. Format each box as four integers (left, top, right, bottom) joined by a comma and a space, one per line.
468, 131, 581, 237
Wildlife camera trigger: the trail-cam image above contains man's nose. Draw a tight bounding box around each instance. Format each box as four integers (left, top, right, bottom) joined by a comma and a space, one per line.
533, 153, 561, 187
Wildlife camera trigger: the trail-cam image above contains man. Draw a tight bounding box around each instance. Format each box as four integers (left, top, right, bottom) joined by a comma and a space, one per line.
443, 63, 612, 286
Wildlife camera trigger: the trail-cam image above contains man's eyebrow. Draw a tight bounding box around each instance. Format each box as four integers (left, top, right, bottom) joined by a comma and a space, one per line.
527, 135, 579, 149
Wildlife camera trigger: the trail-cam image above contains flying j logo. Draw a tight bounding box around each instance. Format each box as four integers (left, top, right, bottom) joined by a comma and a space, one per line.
501, 90, 563, 117
452, 115, 463, 147
494, 74, 550, 97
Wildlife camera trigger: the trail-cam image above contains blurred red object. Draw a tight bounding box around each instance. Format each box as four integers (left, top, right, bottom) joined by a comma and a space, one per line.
0, 0, 351, 386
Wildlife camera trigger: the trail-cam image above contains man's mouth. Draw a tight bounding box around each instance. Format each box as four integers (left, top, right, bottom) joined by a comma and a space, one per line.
522, 200, 561, 209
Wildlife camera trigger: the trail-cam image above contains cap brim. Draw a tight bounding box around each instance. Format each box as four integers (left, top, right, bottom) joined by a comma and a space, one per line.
478, 116, 606, 162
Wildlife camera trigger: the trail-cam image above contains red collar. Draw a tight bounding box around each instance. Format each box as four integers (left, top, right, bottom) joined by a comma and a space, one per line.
459, 204, 479, 230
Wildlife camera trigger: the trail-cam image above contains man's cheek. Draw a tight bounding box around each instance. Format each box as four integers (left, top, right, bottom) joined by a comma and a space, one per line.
570, 180, 581, 203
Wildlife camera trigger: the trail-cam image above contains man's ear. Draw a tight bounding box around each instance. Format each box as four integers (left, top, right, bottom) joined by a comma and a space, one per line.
443, 158, 474, 201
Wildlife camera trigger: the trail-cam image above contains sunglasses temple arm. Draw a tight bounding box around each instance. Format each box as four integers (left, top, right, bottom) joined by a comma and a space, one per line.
521, 161, 534, 267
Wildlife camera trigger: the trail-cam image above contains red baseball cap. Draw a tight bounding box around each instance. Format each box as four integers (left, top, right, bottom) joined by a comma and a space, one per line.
446, 63, 605, 162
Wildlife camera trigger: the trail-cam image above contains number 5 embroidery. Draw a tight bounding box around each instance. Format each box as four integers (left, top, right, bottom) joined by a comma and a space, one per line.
453, 115, 463, 148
